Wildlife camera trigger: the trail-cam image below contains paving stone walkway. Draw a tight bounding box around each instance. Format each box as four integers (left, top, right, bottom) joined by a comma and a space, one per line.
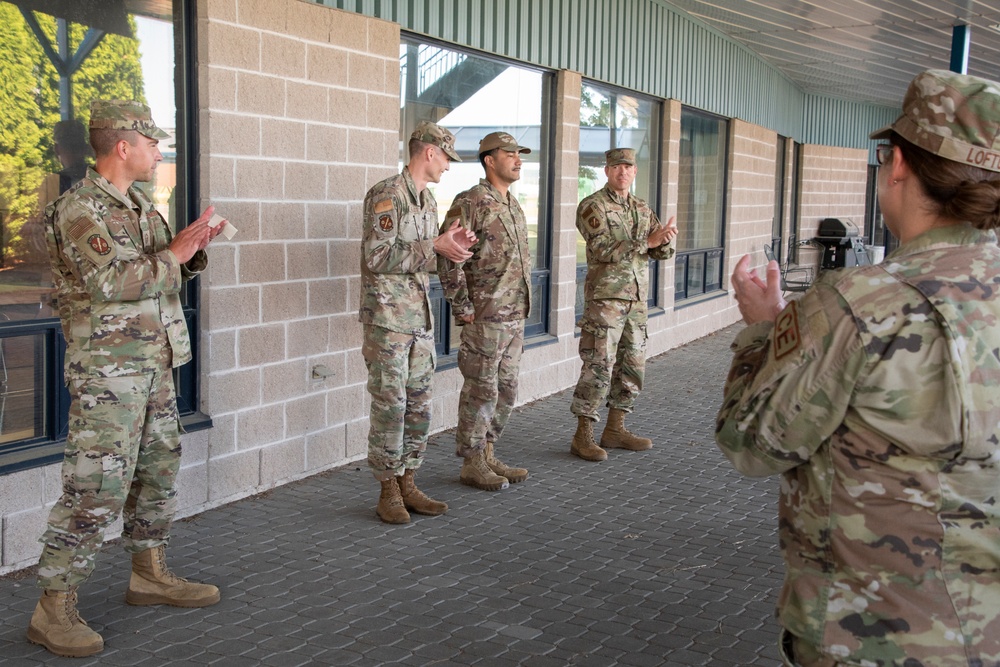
0, 324, 786, 666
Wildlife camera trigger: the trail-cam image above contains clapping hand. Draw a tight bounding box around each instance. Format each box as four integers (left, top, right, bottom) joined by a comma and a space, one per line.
434, 220, 477, 262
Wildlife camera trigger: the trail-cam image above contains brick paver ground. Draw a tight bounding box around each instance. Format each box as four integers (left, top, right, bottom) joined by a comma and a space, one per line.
0, 324, 786, 666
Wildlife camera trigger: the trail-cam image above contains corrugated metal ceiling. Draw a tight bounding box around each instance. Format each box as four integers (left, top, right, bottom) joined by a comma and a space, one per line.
659, 0, 1000, 106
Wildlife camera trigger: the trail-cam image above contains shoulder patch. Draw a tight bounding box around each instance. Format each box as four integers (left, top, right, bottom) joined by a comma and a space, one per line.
67, 216, 99, 243
88, 234, 112, 256
373, 199, 394, 214
378, 214, 394, 232
773, 300, 801, 360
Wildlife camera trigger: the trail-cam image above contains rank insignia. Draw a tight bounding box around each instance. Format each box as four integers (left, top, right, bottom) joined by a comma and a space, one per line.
378, 214, 394, 232
88, 234, 111, 256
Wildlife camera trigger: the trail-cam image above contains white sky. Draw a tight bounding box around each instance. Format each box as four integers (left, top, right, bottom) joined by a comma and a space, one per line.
135, 16, 175, 129
440, 68, 542, 126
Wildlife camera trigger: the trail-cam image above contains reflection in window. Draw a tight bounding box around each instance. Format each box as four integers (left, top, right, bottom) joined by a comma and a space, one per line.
676, 108, 728, 301
577, 82, 660, 317
0, 1, 182, 472
400, 37, 552, 356
0, 332, 45, 446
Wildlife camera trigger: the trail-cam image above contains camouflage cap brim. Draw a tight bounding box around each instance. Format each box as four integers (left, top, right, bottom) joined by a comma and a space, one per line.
870, 69, 1000, 173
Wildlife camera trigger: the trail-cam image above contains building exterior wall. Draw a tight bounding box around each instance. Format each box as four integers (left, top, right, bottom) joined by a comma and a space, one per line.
0, 0, 879, 575
798, 145, 870, 243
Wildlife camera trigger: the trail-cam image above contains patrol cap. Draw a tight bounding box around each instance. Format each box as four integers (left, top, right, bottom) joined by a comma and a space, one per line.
89, 100, 170, 140
605, 148, 636, 166
478, 131, 531, 155
869, 69, 1000, 173
411, 120, 461, 162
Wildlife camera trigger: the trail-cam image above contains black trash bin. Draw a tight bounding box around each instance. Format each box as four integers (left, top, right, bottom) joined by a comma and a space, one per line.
813, 218, 869, 269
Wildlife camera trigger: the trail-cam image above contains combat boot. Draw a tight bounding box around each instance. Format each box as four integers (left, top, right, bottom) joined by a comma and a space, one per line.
485, 441, 528, 483
460, 450, 509, 491
126, 545, 221, 608
399, 469, 448, 515
570, 416, 607, 461
375, 476, 410, 524
27, 588, 104, 657
601, 408, 653, 451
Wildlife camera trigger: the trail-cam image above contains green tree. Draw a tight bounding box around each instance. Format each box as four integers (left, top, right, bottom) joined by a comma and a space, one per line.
0, 4, 146, 268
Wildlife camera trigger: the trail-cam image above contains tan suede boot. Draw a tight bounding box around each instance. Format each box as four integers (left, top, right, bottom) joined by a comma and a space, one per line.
485, 441, 528, 483
601, 408, 653, 451
399, 469, 448, 515
27, 588, 104, 657
460, 450, 510, 491
125, 546, 221, 608
570, 416, 608, 461
376, 476, 410, 524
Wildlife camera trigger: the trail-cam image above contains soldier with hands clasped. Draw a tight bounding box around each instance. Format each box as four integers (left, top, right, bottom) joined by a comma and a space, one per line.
570, 148, 677, 462
716, 70, 1000, 666
29, 101, 226, 657
438, 132, 533, 492
359, 121, 476, 523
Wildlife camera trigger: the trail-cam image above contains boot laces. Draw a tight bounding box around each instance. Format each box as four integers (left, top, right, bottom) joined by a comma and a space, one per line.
155, 547, 188, 585
62, 590, 86, 627
382, 479, 405, 507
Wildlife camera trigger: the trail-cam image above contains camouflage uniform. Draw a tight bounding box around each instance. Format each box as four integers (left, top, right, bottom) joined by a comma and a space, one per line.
717, 67, 1000, 667
717, 224, 1000, 666
359, 166, 442, 481
571, 180, 675, 421
438, 178, 532, 457
38, 155, 205, 590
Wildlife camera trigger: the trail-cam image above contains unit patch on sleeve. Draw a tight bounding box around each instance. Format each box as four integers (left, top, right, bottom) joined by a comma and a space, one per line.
773, 300, 801, 360
88, 234, 111, 256
378, 214, 394, 232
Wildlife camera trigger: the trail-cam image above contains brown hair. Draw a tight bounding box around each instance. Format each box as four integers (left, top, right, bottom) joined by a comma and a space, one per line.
89, 128, 139, 157
890, 132, 1000, 230
408, 137, 430, 160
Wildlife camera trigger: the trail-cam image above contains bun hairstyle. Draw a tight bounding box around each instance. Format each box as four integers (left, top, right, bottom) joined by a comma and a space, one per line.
870, 69, 1000, 230
890, 132, 1000, 230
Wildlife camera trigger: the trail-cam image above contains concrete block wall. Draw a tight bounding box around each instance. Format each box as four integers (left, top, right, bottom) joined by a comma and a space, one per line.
798, 144, 869, 240
194, 0, 400, 510
728, 119, 780, 275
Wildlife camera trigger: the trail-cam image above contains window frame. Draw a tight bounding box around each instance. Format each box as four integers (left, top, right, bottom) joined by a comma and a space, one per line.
674, 106, 729, 303
398, 32, 555, 363
575, 80, 663, 321
0, 0, 204, 475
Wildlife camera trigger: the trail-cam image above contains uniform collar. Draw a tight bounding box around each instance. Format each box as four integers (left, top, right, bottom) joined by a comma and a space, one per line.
86, 166, 146, 212
479, 178, 509, 204
887, 223, 998, 261
401, 167, 426, 207
603, 184, 633, 206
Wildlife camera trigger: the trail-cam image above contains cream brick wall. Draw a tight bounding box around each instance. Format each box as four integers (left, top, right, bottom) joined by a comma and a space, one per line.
195, 0, 400, 511
0, 1, 879, 576
798, 145, 869, 239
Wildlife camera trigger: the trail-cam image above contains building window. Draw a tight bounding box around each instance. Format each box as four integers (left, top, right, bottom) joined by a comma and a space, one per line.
0, 1, 195, 473
399, 36, 552, 359
675, 108, 728, 301
772, 135, 787, 262
576, 82, 661, 320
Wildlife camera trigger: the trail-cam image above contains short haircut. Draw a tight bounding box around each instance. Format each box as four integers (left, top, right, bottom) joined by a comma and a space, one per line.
90, 128, 140, 158
478, 148, 499, 171
409, 137, 432, 160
